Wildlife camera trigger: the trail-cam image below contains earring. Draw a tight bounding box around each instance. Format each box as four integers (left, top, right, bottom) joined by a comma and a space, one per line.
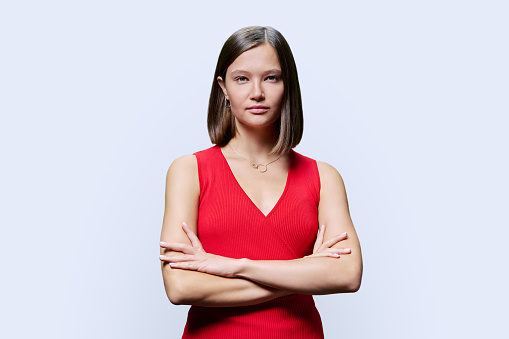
224, 96, 231, 108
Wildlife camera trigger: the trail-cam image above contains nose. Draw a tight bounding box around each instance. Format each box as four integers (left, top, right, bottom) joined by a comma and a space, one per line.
250, 81, 265, 102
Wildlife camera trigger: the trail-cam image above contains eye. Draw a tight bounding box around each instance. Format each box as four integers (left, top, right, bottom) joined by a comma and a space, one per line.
235, 76, 248, 83
266, 75, 280, 82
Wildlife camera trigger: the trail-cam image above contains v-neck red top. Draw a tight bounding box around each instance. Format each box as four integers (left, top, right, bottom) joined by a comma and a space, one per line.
182, 146, 323, 339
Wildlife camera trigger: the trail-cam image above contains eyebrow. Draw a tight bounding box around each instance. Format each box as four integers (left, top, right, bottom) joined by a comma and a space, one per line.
230, 69, 282, 76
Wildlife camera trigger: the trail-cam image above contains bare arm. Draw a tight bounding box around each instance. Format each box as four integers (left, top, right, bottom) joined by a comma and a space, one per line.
160, 155, 290, 307
164, 161, 363, 295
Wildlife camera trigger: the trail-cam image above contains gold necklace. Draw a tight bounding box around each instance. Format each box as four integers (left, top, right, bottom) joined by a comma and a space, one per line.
227, 144, 283, 173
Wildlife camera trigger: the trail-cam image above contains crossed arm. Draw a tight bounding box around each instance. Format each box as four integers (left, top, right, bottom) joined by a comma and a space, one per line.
159, 155, 363, 307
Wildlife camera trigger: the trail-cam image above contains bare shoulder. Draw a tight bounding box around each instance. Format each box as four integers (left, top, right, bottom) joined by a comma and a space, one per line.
316, 161, 345, 190
165, 154, 200, 197
168, 154, 198, 175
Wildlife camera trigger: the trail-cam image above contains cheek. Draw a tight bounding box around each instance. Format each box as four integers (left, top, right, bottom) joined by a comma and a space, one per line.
230, 98, 243, 111
274, 87, 285, 106
228, 89, 246, 105
228, 93, 245, 114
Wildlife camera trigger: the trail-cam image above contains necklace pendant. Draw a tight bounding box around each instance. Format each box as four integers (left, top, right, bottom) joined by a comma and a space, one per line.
228, 144, 281, 174
256, 164, 267, 173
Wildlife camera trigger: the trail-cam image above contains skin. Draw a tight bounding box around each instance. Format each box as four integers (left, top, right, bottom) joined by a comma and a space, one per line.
159, 43, 363, 306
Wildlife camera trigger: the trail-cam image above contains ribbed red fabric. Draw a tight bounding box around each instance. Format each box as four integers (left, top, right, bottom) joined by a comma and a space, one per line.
182, 146, 324, 339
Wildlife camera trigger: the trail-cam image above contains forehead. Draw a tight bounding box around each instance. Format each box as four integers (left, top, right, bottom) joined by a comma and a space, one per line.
227, 43, 281, 73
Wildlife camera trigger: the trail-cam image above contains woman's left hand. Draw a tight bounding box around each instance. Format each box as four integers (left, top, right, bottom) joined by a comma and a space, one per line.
160, 223, 240, 278
305, 224, 351, 259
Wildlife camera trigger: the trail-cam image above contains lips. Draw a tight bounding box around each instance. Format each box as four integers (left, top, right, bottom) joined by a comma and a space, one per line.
247, 105, 269, 114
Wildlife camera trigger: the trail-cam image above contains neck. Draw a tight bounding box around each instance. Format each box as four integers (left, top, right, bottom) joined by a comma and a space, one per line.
228, 121, 281, 162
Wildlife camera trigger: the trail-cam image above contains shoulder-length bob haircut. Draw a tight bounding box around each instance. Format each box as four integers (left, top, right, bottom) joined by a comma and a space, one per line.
207, 26, 303, 155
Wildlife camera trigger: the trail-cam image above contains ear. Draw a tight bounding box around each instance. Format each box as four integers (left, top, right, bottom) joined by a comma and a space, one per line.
217, 76, 228, 100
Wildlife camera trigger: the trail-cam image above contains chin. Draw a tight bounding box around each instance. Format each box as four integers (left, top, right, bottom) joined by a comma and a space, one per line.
235, 112, 281, 127
236, 116, 280, 130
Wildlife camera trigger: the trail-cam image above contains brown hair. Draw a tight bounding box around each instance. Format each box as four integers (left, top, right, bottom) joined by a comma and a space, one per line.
207, 26, 303, 155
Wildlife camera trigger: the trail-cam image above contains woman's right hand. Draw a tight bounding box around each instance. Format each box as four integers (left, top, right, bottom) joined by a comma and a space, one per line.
305, 225, 351, 258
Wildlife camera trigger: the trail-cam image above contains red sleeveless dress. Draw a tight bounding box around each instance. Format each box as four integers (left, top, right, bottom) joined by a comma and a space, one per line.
182, 146, 324, 339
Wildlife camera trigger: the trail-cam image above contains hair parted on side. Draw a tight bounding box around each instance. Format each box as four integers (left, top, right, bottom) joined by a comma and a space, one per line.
207, 26, 303, 155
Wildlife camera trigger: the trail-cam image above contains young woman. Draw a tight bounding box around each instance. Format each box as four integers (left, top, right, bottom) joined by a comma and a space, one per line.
160, 26, 363, 338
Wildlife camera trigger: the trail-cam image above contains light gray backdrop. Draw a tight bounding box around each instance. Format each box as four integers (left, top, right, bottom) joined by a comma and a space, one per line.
1, 1, 507, 338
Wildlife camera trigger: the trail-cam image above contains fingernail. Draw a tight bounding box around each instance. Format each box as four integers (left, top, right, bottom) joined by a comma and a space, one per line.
159, 255, 167, 259
182, 222, 188, 227
344, 248, 351, 252
160, 241, 167, 246
341, 232, 347, 236
169, 262, 177, 267
332, 253, 340, 257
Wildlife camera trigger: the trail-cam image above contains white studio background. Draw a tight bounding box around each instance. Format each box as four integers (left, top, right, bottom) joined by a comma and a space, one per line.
1, 1, 507, 338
